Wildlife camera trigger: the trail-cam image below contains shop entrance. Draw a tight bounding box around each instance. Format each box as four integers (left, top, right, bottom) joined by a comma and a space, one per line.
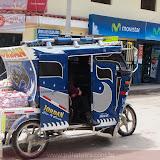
142, 44, 152, 83
0, 33, 22, 80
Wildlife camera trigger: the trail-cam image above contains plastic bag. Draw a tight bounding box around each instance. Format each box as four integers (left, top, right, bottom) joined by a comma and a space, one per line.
0, 91, 29, 108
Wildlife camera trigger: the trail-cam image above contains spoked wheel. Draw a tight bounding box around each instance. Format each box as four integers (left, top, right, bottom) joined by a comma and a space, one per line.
118, 105, 137, 136
12, 120, 49, 159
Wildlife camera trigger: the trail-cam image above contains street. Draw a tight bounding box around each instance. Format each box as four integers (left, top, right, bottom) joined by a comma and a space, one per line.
3, 92, 160, 160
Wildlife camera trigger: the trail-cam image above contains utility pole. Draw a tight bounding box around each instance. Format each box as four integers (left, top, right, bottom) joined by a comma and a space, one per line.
65, 0, 72, 37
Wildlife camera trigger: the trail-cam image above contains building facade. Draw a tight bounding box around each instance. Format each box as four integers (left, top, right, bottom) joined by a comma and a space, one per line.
0, 0, 160, 84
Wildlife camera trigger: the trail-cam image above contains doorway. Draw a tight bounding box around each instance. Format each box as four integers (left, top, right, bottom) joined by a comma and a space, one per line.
142, 44, 152, 83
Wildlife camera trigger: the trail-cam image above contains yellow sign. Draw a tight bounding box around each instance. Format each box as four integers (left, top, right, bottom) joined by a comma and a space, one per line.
102, 36, 118, 42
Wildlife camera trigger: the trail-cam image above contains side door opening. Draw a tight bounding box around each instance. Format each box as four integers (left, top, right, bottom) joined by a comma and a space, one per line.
68, 56, 91, 124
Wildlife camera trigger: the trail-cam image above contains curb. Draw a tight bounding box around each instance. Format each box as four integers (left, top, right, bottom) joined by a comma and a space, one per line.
128, 88, 160, 95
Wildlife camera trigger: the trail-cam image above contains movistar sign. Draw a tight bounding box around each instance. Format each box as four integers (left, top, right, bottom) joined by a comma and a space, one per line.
145, 22, 160, 40
89, 14, 146, 39
112, 23, 141, 33
89, 14, 160, 40
153, 27, 160, 36
112, 23, 121, 32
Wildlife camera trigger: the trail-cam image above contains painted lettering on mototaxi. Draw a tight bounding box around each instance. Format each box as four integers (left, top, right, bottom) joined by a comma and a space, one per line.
43, 105, 64, 118
99, 113, 109, 118
0, 47, 27, 59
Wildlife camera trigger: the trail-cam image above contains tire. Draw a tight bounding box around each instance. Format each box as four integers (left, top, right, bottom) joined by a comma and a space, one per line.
118, 105, 137, 136
12, 120, 49, 159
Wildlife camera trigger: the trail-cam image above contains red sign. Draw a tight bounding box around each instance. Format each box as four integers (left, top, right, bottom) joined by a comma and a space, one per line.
151, 58, 157, 65
0, 0, 47, 12
138, 45, 143, 64
138, 45, 143, 59
27, 0, 47, 12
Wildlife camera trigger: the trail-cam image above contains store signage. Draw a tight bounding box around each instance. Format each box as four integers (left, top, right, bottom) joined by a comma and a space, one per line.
36, 29, 60, 39
0, 0, 47, 12
102, 36, 118, 42
27, 0, 47, 12
0, 14, 25, 32
85, 34, 94, 38
138, 45, 143, 64
0, 0, 27, 10
145, 22, 160, 41
89, 14, 146, 39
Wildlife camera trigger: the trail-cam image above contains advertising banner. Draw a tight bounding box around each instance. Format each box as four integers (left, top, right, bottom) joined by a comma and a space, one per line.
0, 14, 25, 32
27, 0, 47, 12
138, 45, 143, 64
0, 0, 28, 10
150, 45, 160, 78
102, 36, 118, 42
89, 14, 146, 39
0, 0, 47, 12
36, 29, 60, 39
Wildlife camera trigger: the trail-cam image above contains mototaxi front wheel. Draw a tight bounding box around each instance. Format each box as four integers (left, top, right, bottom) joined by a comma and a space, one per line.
118, 105, 137, 136
12, 120, 48, 159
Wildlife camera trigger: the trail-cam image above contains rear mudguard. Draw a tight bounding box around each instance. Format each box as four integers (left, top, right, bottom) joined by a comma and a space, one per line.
5, 114, 39, 145
120, 103, 132, 117
124, 103, 132, 110
11, 114, 39, 130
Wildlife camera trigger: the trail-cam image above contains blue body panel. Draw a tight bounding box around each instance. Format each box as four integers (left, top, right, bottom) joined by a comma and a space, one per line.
92, 62, 117, 119
39, 53, 69, 130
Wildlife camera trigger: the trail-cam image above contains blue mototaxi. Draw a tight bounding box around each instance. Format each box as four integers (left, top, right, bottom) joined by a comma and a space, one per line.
0, 38, 138, 159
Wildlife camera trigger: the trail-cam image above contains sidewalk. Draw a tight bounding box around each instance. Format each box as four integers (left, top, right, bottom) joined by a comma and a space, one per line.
129, 83, 160, 95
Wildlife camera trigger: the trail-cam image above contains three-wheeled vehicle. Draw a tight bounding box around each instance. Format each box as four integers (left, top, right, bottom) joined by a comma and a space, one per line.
0, 38, 138, 159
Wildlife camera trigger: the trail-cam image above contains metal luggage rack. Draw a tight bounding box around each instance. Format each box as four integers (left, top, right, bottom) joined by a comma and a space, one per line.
0, 107, 40, 132
20, 37, 123, 49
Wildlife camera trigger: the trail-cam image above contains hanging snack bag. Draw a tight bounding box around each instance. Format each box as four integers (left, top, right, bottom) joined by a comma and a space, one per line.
0, 79, 14, 92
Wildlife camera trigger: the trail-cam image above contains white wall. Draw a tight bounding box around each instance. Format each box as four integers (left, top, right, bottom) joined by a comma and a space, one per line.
47, 0, 160, 23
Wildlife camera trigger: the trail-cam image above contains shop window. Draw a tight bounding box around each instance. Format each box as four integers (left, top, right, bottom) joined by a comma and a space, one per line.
141, 0, 156, 11
39, 62, 62, 78
91, 0, 111, 5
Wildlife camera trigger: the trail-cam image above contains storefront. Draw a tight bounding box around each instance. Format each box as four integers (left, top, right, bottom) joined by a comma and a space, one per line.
136, 22, 160, 84
0, 1, 89, 78
0, 0, 35, 77
89, 14, 160, 84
